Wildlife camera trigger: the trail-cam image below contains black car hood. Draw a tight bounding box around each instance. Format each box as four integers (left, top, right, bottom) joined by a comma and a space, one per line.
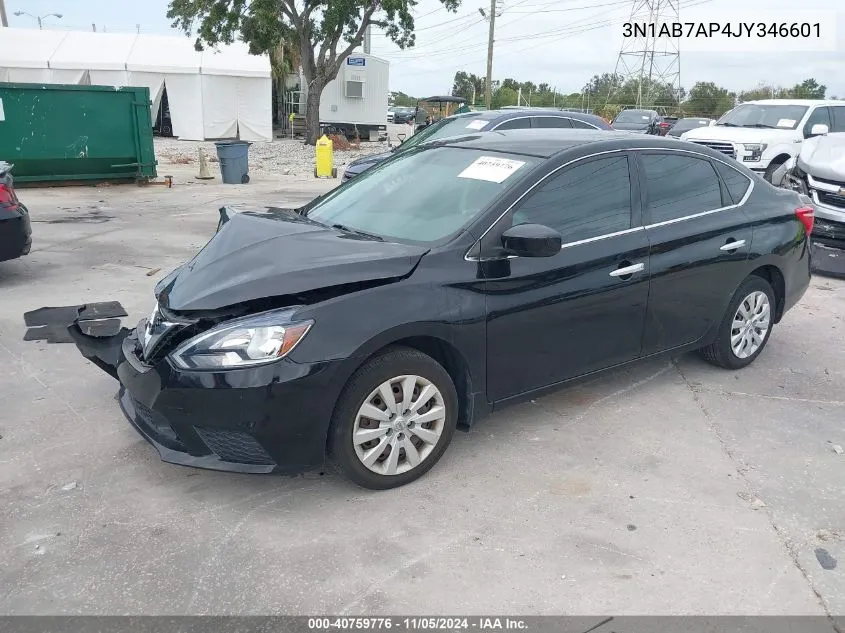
346, 151, 393, 174
156, 208, 429, 312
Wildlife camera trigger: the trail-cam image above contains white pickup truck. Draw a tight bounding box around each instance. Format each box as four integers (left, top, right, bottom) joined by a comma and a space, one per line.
680, 99, 845, 184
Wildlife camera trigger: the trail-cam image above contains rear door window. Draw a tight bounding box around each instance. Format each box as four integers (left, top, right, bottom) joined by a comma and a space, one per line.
639, 152, 723, 224
829, 106, 845, 133
570, 118, 597, 129
532, 116, 573, 128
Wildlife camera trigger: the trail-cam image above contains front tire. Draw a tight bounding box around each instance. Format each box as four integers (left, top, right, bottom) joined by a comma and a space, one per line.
329, 347, 458, 490
698, 276, 776, 369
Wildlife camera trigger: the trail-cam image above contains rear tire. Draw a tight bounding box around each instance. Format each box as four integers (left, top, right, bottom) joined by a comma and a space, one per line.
698, 276, 776, 369
329, 347, 458, 490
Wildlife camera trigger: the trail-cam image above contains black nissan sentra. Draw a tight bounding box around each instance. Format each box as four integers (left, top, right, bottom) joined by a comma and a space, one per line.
64, 129, 813, 489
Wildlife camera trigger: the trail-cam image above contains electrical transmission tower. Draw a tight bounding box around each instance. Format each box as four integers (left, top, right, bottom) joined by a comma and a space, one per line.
609, 0, 681, 108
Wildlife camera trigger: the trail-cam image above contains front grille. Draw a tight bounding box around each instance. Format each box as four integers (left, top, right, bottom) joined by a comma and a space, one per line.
194, 427, 276, 465
132, 398, 185, 447
812, 175, 845, 189
817, 191, 845, 210
690, 140, 736, 159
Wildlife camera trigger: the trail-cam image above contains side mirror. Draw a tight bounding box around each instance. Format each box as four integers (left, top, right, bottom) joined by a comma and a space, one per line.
810, 123, 829, 137
502, 223, 561, 258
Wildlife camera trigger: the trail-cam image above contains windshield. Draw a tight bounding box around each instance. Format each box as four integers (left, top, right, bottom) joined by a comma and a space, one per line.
306, 147, 540, 245
614, 110, 653, 123
395, 115, 480, 153
717, 104, 809, 129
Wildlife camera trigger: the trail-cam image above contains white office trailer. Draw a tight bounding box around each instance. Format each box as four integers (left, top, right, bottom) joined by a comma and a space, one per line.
302, 53, 389, 141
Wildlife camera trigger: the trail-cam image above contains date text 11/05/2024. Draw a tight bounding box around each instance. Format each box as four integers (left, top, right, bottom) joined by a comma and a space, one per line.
623, 22, 822, 38
307, 617, 528, 630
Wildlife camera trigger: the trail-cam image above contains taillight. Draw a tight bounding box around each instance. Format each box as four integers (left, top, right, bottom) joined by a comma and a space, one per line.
0, 184, 14, 205
795, 206, 815, 236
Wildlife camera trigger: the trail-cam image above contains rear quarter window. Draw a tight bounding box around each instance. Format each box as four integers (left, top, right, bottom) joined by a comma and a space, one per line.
713, 160, 752, 205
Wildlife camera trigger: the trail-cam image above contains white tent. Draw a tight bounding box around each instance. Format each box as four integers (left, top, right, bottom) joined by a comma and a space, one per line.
0, 28, 272, 142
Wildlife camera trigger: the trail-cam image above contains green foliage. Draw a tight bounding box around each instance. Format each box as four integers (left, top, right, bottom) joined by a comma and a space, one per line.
491, 87, 517, 109
390, 91, 418, 107
451, 71, 485, 104
683, 81, 736, 118
738, 78, 826, 102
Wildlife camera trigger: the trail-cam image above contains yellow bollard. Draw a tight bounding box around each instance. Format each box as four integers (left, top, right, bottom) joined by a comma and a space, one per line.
315, 134, 337, 178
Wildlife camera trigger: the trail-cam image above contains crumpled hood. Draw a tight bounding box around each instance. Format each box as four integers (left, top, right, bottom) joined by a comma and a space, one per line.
682, 125, 799, 144
155, 208, 428, 312
797, 133, 845, 182
345, 151, 393, 175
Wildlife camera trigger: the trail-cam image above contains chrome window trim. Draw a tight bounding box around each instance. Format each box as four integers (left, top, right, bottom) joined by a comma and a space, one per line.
489, 115, 599, 131
464, 146, 754, 262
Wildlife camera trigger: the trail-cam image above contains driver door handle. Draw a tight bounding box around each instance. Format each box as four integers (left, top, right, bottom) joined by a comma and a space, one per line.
609, 262, 645, 277
720, 239, 746, 252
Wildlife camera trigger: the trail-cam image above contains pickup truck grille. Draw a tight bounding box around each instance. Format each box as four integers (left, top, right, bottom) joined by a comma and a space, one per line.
689, 141, 736, 159
817, 191, 845, 210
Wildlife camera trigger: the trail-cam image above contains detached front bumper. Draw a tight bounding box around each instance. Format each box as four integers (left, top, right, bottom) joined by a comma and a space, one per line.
67, 320, 344, 475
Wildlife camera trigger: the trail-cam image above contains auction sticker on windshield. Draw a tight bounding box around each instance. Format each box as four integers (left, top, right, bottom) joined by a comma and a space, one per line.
459, 156, 525, 183
465, 119, 488, 130
776, 119, 797, 128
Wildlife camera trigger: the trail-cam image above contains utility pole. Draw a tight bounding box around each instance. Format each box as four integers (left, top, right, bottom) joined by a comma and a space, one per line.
0, 0, 8, 27
484, 0, 496, 109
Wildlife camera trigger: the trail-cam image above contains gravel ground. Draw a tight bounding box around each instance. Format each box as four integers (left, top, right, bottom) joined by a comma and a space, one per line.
154, 125, 412, 179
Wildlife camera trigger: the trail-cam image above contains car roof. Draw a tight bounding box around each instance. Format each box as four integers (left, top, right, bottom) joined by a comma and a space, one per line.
447, 108, 608, 126
744, 99, 845, 106
429, 128, 738, 160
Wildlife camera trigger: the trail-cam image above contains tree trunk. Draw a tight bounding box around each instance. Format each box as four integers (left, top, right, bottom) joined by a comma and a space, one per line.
305, 78, 324, 145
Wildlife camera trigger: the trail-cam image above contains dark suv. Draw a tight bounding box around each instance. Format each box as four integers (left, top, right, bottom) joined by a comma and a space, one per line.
342, 108, 613, 182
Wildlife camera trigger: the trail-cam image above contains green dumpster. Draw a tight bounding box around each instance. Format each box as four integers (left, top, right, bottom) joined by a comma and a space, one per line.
0, 83, 157, 184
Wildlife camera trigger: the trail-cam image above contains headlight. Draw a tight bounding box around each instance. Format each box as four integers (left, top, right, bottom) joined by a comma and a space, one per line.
169, 310, 313, 370
742, 143, 767, 162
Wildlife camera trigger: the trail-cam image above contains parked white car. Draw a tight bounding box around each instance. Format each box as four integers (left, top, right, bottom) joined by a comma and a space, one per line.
680, 99, 845, 184
387, 108, 395, 123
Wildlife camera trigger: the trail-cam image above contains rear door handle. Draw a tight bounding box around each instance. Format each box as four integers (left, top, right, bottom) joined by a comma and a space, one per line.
720, 239, 746, 251
609, 262, 645, 277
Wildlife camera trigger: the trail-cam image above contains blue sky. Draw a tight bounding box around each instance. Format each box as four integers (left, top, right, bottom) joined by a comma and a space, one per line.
7, 0, 845, 98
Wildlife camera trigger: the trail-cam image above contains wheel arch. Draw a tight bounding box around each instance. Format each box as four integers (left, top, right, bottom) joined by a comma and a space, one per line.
748, 264, 786, 323
327, 324, 484, 451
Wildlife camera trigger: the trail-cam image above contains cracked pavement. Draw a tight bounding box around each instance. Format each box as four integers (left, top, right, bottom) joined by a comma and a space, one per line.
1, 170, 844, 616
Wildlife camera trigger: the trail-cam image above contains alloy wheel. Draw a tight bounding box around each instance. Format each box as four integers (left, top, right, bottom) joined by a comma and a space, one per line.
352, 375, 446, 476
731, 291, 771, 359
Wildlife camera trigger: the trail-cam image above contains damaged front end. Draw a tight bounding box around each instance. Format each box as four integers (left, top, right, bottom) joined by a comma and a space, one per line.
21, 204, 428, 474
781, 140, 845, 279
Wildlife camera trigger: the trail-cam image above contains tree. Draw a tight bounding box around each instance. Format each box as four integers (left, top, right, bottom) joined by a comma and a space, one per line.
683, 81, 735, 117
785, 78, 826, 99
491, 86, 517, 109
451, 71, 484, 104
168, 0, 461, 144
739, 82, 777, 102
